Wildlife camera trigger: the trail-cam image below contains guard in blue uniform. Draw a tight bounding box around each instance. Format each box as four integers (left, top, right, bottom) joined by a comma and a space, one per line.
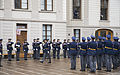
15, 40, 21, 61
79, 37, 87, 71
41, 39, 51, 63
86, 37, 91, 68
0, 39, 3, 67
104, 35, 113, 72
23, 40, 29, 60
87, 35, 97, 73
76, 39, 80, 58
67, 39, 70, 58
112, 37, 119, 69
7, 39, 14, 61
36, 38, 42, 60
52, 39, 56, 58
56, 39, 62, 59
96, 36, 103, 70
70, 37, 78, 70
32, 39, 37, 59
102, 37, 106, 67
62, 39, 67, 58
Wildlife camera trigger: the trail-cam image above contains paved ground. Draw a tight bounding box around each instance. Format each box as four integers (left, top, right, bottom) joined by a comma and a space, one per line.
0, 58, 120, 75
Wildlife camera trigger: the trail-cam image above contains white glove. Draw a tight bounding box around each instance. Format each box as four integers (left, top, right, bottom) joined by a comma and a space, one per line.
24, 50, 25, 51
63, 49, 64, 51
7, 50, 9, 51
56, 48, 58, 51
36, 49, 38, 51
0, 53, 1, 55
67, 48, 69, 51
48, 51, 49, 53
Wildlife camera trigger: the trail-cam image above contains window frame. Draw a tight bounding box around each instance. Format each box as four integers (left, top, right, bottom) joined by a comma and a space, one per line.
43, 24, 52, 41
100, 0, 109, 20
41, 0, 53, 11
15, 0, 28, 9
73, 0, 82, 19
74, 29, 80, 42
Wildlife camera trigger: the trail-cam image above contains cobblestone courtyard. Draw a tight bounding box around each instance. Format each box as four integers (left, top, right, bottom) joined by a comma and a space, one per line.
0, 58, 120, 75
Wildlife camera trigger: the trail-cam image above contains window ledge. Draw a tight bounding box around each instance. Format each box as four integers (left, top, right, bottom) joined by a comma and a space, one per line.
71, 19, 82, 21
0, 8, 4, 10
12, 9, 32, 12
39, 11, 56, 13
99, 20, 110, 22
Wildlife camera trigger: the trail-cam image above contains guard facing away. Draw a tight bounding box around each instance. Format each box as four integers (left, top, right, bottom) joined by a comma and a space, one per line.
96, 36, 103, 70
112, 37, 119, 70
15, 40, 21, 61
86, 37, 91, 68
102, 37, 106, 67
41, 39, 51, 63
69, 37, 78, 70
0, 38, 3, 67
104, 35, 113, 72
79, 37, 87, 71
56, 39, 62, 59
7, 39, 14, 61
36, 38, 42, 60
52, 39, 56, 59
32, 39, 37, 59
87, 35, 97, 73
62, 39, 67, 58
23, 40, 29, 60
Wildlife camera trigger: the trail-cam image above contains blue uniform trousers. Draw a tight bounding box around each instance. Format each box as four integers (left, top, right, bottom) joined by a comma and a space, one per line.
33, 49, 37, 59
67, 49, 70, 58
70, 55, 77, 69
42, 51, 51, 63
112, 55, 118, 69
37, 48, 40, 59
97, 55, 102, 69
105, 54, 112, 71
63, 49, 67, 58
24, 50, 28, 60
86, 55, 90, 68
56, 48, 60, 59
0, 55, 2, 66
102, 54, 106, 67
53, 48, 56, 58
89, 55, 96, 72
16, 51, 20, 61
8, 50, 12, 61
80, 55, 86, 70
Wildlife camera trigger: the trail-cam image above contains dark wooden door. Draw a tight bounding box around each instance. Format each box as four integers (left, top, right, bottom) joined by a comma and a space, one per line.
17, 31, 27, 58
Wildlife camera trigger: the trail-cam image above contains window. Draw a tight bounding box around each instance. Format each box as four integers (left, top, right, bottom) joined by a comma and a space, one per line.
43, 25, 52, 41
0, 0, 4, 9
73, 0, 81, 19
74, 29, 80, 41
15, 0, 28, 9
17, 23, 27, 29
100, 0, 108, 20
41, 0, 53, 11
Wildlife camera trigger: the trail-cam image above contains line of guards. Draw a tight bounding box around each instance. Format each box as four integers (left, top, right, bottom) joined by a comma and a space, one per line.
0, 35, 120, 73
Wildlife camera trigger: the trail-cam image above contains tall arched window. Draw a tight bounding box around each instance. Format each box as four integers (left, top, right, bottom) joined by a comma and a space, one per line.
95, 29, 113, 40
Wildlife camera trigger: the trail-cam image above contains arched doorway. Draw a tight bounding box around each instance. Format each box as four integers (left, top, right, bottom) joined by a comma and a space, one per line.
95, 29, 113, 40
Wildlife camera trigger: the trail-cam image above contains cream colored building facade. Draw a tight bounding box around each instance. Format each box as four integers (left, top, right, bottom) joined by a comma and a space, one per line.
0, 0, 120, 55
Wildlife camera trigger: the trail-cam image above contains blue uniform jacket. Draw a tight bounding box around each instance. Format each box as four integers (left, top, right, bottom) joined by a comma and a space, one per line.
113, 41, 119, 55
104, 40, 113, 55
52, 42, 56, 50
15, 43, 21, 52
32, 42, 37, 50
96, 41, 103, 55
62, 42, 67, 50
7, 42, 14, 50
23, 42, 29, 51
79, 42, 87, 56
56, 42, 62, 50
36, 42, 42, 50
87, 41, 97, 56
0, 43, 3, 54
69, 42, 78, 56
43, 43, 49, 53
67, 42, 70, 50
